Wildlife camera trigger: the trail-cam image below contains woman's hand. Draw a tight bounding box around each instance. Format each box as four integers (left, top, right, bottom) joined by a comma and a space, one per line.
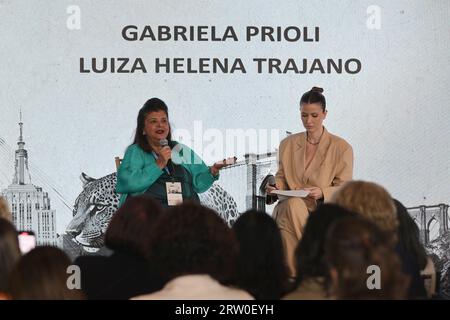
265, 184, 278, 194
265, 184, 279, 205
156, 146, 172, 169
210, 157, 237, 176
210, 164, 220, 176
303, 187, 324, 200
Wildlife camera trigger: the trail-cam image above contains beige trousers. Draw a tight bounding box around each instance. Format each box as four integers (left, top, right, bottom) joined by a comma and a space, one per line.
273, 197, 315, 278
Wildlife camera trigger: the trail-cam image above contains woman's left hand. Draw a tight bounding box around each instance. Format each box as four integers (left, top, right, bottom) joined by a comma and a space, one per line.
210, 157, 237, 176
210, 164, 220, 176
303, 187, 324, 200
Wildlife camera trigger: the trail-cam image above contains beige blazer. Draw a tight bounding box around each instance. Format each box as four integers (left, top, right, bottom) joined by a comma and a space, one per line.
275, 127, 353, 206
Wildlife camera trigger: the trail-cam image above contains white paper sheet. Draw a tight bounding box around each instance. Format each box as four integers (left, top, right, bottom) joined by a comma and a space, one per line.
270, 189, 310, 201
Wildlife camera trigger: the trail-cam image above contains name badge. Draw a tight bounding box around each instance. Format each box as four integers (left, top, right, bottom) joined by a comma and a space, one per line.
166, 182, 183, 206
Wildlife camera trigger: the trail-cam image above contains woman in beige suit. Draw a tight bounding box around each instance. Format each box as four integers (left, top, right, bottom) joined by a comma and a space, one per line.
267, 87, 353, 277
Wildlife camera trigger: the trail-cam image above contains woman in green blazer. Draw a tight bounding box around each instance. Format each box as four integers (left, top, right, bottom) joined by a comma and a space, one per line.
116, 98, 223, 207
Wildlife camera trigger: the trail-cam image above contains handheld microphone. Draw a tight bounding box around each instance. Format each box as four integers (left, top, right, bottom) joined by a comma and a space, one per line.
159, 138, 169, 148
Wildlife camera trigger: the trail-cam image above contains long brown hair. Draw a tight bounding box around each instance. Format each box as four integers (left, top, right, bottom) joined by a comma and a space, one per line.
9, 246, 85, 300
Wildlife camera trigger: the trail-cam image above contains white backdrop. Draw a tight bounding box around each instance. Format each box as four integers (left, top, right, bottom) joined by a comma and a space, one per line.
0, 0, 449, 233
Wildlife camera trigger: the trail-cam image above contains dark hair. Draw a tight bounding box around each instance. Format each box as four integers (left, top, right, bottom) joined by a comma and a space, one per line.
394, 199, 428, 270
105, 195, 164, 258
132, 98, 172, 152
325, 217, 409, 299
147, 202, 238, 284
295, 204, 356, 287
0, 218, 20, 294
300, 86, 326, 111
231, 210, 290, 299
9, 246, 84, 300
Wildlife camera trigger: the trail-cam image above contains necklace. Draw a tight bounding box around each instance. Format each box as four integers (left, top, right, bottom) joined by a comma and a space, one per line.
306, 128, 324, 145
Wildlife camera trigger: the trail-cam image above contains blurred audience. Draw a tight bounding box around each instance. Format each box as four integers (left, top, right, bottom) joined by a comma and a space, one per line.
2, 178, 440, 301
9, 246, 84, 299
231, 210, 290, 299
325, 216, 409, 299
74, 195, 165, 299
133, 202, 253, 300
331, 180, 398, 239
331, 180, 427, 299
0, 218, 21, 299
394, 198, 437, 298
283, 204, 356, 299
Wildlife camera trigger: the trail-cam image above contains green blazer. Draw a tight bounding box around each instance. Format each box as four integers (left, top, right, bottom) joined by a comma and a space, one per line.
116, 142, 219, 206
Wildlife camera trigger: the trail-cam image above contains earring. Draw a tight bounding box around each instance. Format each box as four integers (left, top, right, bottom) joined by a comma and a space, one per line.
142, 131, 145, 135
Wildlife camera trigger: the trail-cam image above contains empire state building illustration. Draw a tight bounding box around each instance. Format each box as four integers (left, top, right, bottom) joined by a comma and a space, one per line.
1, 114, 57, 246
